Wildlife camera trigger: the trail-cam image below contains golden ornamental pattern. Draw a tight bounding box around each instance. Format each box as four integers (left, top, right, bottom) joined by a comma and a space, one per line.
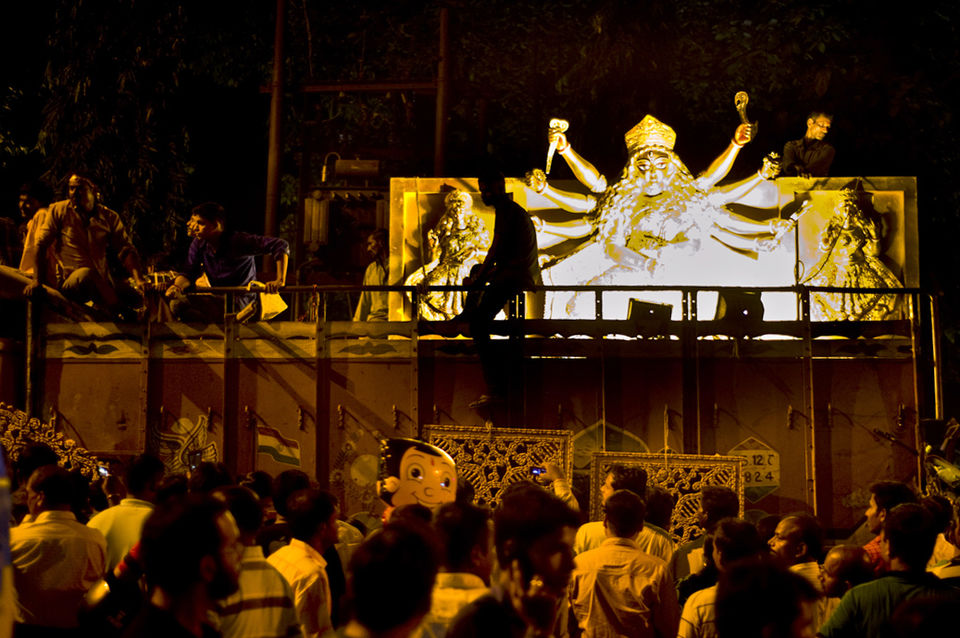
425, 424, 573, 508
0, 403, 99, 478
589, 452, 745, 544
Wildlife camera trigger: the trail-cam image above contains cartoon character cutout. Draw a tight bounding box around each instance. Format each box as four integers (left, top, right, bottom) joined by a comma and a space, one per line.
377, 438, 457, 513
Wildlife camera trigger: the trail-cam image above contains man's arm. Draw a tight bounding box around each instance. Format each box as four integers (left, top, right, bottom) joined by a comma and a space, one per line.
294, 572, 334, 638
469, 230, 499, 286
23, 205, 59, 295
806, 144, 835, 177
782, 140, 803, 176
107, 210, 147, 290
544, 462, 579, 512
266, 252, 289, 294
653, 568, 681, 638
354, 263, 372, 321
164, 240, 203, 299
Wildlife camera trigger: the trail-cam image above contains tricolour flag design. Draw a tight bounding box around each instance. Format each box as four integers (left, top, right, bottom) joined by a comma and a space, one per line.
257, 426, 301, 466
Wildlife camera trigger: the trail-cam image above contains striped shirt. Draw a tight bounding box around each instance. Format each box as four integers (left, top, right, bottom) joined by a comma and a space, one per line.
216, 545, 303, 638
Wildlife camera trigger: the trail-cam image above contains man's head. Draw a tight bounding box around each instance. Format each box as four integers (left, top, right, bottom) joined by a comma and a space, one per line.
26, 465, 74, 517
18, 182, 53, 219
13, 442, 59, 487
366, 228, 388, 262
600, 465, 647, 504
699, 485, 740, 532
881, 502, 938, 572
603, 489, 646, 539
67, 173, 97, 214
139, 495, 242, 601
645, 485, 675, 531
434, 501, 493, 583
188, 462, 233, 494
348, 521, 439, 635
272, 469, 310, 519
188, 202, 227, 241
865, 480, 916, 535
921, 494, 953, 536
495, 485, 579, 632
804, 111, 832, 141
125, 453, 165, 502
287, 488, 340, 552
768, 514, 824, 567
476, 166, 506, 208
213, 485, 264, 545
712, 518, 764, 572
819, 545, 874, 598
716, 557, 820, 638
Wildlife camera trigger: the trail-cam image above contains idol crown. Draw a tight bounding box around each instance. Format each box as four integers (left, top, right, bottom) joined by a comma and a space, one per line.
625, 115, 677, 154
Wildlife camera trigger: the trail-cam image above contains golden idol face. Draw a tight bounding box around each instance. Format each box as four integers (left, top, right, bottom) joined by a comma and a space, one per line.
630, 149, 677, 196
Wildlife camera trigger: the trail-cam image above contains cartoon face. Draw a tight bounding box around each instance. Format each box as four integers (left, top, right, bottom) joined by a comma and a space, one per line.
391, 447, 457, 510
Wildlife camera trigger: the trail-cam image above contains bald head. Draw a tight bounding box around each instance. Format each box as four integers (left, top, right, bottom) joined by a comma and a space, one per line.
768, 514, 823, 566
819, 545, 873, 598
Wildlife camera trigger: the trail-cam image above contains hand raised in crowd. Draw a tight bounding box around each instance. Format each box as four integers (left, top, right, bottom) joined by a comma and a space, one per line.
543, 461, 565, 483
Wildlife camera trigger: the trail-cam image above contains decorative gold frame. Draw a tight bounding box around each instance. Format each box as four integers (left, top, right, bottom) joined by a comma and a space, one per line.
425, 424, 574, 508
0, 403, 100, 478
589, 452, 745, 544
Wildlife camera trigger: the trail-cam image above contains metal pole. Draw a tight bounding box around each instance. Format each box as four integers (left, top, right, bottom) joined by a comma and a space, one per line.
265, 0, 286, 241
929, 294, 944, 419
433, 7, 449, 176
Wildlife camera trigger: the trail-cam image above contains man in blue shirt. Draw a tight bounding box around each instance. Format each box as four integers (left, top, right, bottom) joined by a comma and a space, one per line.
165, 202, 289, 321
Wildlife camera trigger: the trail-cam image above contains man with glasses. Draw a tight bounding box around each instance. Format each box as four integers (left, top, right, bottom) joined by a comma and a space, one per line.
782, 111, 835, 177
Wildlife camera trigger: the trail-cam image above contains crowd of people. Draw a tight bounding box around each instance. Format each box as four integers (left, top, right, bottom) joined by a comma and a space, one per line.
4, 442, 959, 638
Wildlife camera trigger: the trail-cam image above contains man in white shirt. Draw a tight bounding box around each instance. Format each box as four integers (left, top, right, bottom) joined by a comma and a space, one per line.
353, 229, 388, 322
768, 514, 824, 591
570, 490, 679, 638
268, 489, 340, 638
574, 466, 675, 561
10, 465, 107, 632
213, 486, 301, 638
88, 453, 165, 572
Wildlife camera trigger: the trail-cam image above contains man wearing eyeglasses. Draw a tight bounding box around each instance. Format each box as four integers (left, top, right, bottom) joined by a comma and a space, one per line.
782, 111, 835, 178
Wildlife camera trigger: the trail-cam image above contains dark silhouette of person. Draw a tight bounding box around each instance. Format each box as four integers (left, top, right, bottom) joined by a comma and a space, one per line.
458, 167, 541, 408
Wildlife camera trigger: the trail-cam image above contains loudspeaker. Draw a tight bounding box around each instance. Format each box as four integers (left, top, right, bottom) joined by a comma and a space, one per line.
714, 291, 764, 322
628, 299, 672, 337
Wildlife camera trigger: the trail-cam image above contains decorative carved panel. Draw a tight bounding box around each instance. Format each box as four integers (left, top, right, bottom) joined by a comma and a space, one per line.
589, 452, 745, 544
0, 403, 99, 478
425, 424, 573, 508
